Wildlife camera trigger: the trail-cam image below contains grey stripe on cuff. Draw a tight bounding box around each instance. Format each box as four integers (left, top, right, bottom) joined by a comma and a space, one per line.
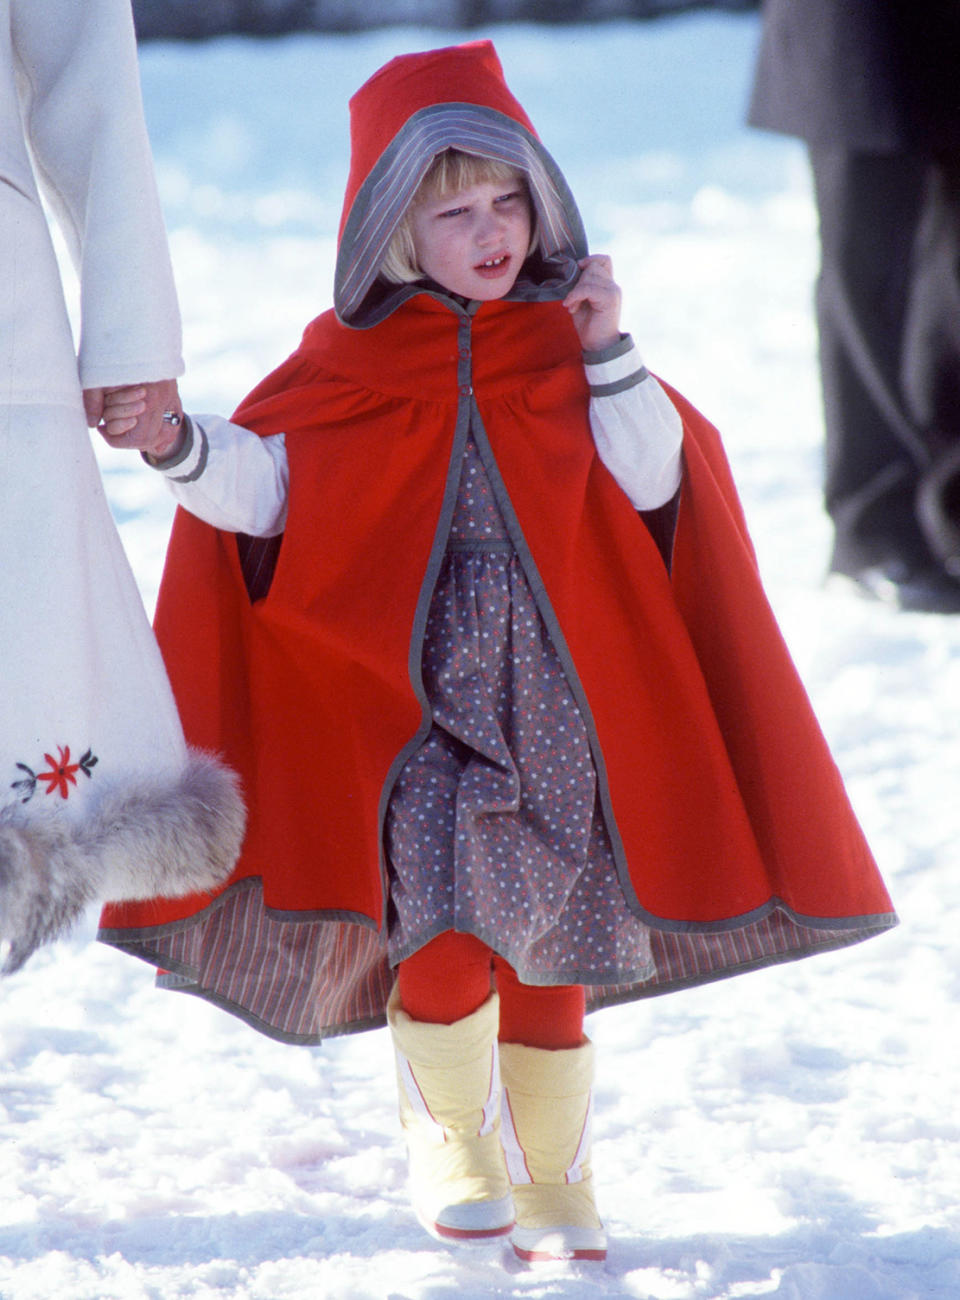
582, 333, 633, 366
170, 421, 209, 483
142, 414, 194, 471
589, 366, 649, 398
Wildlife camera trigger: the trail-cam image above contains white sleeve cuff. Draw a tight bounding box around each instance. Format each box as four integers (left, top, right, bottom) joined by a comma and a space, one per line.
150, 415, 289, 536
583, 334, 650, 394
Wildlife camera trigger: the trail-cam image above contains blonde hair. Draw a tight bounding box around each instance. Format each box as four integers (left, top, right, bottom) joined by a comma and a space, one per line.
380, 150, 539, 285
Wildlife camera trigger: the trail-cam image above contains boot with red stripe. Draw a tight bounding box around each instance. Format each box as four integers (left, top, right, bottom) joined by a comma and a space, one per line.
387, 984, 515, 1243
499, 1038, 607, 1263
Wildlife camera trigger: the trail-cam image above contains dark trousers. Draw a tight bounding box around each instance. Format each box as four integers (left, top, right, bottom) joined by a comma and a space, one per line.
809, 146, 960, 574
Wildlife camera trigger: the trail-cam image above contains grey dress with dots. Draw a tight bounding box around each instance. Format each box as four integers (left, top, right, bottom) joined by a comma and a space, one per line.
385, 434, 655, 987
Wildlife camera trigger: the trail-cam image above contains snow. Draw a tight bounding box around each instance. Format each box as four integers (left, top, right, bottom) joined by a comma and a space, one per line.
3, 12, 960, 1298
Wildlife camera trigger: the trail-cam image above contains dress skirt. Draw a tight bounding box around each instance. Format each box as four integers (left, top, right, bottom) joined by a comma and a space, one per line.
384, 437, 656, 986
0, 404, 189, 822
0, 173, 191, 823
0, 402, 245, 975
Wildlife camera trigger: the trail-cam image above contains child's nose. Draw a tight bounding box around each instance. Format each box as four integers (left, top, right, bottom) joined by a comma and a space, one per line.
476, 208, 504, 243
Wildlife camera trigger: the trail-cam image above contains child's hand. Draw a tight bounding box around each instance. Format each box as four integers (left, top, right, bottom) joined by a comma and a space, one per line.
563, 254, 622, 353
87, 379, 185, 459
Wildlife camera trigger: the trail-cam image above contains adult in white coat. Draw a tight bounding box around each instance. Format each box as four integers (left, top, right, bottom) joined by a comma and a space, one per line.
0, 0, 244, 973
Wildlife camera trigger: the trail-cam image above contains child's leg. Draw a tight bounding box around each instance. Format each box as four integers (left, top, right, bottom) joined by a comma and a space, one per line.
493, 956, 585, 1049
396, 929, 495, 1022
492, 958, 606, 1264
390, 932, 513, 1243
397, 939, 585, 1043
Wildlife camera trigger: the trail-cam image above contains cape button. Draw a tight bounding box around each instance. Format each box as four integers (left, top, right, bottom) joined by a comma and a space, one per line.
458, 346, 471, 360
459, 384, 473, 397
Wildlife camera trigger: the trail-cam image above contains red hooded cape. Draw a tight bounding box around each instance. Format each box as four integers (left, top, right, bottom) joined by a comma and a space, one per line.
100, 43, 894, 1039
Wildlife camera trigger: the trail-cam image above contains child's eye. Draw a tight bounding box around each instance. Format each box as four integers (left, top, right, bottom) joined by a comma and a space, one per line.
439, 205, 467, 219
495, 191, 523, 206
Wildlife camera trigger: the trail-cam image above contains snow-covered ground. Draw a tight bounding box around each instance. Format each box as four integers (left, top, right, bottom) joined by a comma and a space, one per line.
3, 13, 960, 1298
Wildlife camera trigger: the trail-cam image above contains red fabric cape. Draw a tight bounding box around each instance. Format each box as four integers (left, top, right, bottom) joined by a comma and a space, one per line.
101, 293, 893, 940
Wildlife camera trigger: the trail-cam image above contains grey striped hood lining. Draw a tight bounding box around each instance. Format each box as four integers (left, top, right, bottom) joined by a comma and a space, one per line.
334, 103, 588, 328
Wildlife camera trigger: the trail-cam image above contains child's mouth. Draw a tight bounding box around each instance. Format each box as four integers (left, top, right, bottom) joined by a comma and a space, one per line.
474, 253, 511, 277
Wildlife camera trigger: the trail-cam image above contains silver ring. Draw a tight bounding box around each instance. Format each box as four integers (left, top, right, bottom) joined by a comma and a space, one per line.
161, 410, 182, 427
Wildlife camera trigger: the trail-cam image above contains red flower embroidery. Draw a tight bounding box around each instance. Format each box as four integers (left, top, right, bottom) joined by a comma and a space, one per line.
37, 745, 81, 799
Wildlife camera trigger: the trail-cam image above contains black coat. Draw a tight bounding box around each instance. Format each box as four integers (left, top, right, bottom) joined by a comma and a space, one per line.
749, 0, 960, 155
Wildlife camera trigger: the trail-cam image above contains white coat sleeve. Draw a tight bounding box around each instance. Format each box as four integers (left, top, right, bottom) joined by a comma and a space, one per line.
585, 335, 683, 510
11, 0, 183, 387
150, 416, 289, 538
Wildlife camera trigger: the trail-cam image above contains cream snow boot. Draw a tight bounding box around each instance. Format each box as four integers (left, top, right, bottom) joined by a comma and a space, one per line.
499, 1038, 607, 1263
387, 984, 514, 1243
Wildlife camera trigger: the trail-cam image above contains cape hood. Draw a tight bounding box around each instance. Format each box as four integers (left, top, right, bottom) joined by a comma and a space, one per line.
334, 41, 587, 327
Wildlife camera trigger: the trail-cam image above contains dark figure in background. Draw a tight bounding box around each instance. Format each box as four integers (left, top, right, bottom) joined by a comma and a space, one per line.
750, 0, 960, 612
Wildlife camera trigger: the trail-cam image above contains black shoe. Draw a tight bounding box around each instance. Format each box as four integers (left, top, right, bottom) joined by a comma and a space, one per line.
832, 559, 960, 613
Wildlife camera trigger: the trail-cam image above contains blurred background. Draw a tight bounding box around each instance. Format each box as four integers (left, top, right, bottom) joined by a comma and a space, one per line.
132, 0, 759, 40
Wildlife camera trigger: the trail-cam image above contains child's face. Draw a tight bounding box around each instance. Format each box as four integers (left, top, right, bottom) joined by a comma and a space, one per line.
409, 176, 532, 302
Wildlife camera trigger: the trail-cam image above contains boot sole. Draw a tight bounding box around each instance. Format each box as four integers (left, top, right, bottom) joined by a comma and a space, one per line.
428, 1219, 515, 1243
511, 1224, 607, 1263
513, 1243, 607, 1262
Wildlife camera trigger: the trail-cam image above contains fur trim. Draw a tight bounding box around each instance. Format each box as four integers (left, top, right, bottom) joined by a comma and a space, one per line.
0, 751, 245, 975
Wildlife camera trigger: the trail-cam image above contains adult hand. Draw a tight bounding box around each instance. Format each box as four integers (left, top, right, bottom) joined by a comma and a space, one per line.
83, 388, 106, 427
88, 378, 185, 458
563, 254, 623, 353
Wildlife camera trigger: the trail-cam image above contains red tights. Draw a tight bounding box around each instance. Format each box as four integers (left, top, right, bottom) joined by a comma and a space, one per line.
396, 930, 585, 1050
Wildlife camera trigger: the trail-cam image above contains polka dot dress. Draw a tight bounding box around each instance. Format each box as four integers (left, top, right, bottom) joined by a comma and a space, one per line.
386, 435, 655, 986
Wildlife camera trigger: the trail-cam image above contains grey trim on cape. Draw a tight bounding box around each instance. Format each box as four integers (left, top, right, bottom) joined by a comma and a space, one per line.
365, 293, 893, 945
91, 76, 896, 1045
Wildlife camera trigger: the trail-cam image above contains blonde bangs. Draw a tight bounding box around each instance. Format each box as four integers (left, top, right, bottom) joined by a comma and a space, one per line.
421, 150, 523, 199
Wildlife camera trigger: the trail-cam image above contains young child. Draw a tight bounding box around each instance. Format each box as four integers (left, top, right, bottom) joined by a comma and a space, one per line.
97, 42, 896, 1264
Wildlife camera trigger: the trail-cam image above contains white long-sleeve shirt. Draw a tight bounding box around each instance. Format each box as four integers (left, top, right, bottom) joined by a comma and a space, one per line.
152, 336, 682, 536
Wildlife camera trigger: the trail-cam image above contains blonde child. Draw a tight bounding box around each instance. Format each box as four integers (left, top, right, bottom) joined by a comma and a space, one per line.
98, 43, 895, 1264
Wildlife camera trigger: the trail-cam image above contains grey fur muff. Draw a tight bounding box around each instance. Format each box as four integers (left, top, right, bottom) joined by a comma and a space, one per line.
0, 750, 245, 975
